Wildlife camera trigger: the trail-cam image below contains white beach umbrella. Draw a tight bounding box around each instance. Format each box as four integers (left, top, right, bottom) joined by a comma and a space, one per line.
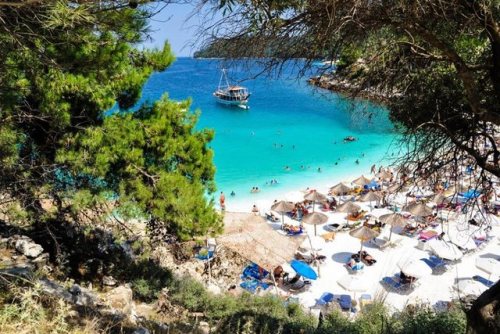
337, 274, 369, 293
454, 279, 487, 296
427, 239, 463, 261
476, 258, 500, 276
448, 229, 477, 251
397, 258, 432, 278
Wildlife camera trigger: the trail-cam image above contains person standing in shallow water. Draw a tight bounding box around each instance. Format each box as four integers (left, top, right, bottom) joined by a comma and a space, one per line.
219, 191, 226, 211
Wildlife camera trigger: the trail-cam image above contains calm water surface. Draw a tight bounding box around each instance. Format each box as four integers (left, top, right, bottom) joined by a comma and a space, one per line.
134, 58, 398, 207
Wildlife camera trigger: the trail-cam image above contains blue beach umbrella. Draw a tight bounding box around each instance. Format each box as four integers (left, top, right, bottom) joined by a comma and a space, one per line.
461, 189, 481, 199
290, 260, 318, 280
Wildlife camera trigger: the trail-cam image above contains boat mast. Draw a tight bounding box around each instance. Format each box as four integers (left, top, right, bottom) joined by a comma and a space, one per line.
218, 68, 231, 90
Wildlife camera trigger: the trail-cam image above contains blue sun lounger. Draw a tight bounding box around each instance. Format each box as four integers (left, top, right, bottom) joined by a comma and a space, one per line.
338, 294, 352, 311
242, 263, 269, 280
420, 256, 447, 273
317, 292, 335, 306
382, 276, 404, 291
473, 275, 495, 288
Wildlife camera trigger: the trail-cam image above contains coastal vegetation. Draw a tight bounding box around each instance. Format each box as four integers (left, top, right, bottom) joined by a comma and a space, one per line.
0, 2, 221, 248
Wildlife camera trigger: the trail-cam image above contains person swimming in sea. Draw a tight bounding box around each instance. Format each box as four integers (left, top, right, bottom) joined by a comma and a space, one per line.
284, 166, 291, 171
355, 159, 359, 164
231, 191, 235, 196
318, 167, 322, 173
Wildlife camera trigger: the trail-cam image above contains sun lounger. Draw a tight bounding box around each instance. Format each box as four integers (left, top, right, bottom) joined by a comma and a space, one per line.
265, 212, 280, 222
358, 251, 377, 266
359, 294, 373, 309
420, 256, 447, 273
240, 279, 269, 294
242, 263, 269, 280
473, 275, 495, 288
338, 294, 352, 311
345, 262, 364, 274
418, 230, 438, 241
381, 276, 406, 291
321, 232, 335, 242
317, 292, 335, 306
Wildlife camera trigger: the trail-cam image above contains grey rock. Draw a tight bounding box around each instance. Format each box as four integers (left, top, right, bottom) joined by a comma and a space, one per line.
0, 265, 33, 279
39, 278, 73, 303
69, 284, 96, 307
132, 327, 150, 334
105, 284, 135, 318
197, 321, 210, 334
102, 275, 117, 286
15, 237, 44, 258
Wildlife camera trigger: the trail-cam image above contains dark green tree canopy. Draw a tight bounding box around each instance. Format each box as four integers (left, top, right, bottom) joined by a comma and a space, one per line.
200, 0, 500, 180
0, 2, 221, 242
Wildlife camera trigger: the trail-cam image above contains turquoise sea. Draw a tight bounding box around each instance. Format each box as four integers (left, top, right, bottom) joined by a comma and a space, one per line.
135, 58, 398, 209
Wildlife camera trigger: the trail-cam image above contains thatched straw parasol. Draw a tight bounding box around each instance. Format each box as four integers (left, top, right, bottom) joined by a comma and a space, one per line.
302, 212, 328, 236
330, 182, 351, 195
404, 202, 433, 217
352, 175, 372, 186
387, 183, 408, 193
304, 190, 327, 212
376, 170, 392, 180
429, 193, 450, 206
359, 191, 382, 202
336, 201, 361, 213
349, 226, 379, 251
271, 200, 295, 225
379, 213, 406, 241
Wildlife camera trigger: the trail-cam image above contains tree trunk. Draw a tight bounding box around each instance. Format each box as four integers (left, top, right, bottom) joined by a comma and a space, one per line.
466, 280, 500, 334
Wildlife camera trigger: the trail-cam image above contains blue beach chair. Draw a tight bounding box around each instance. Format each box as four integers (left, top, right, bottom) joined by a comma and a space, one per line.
382, 276, 404, 291
473, 275, 495, 288
338, 294, 352, 311
317, 292, 335, 306
420, 256, 447, 273
241, 263, 269, 280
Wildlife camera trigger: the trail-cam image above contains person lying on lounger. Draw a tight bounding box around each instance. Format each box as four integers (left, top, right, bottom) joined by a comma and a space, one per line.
283, 224, 302, 233
357, 250, 377, 265
399, 271, 416, 284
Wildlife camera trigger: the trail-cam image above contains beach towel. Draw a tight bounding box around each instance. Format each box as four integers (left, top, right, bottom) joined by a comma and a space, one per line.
418, 230, 438, 241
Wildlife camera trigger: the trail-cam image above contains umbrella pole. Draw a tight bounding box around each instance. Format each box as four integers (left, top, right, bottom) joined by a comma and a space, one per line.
360, 240, 363, 253
388, 227, 393, 242
314, 224, 317, 236
281, 213, 284, 229
271, 272, 279, 295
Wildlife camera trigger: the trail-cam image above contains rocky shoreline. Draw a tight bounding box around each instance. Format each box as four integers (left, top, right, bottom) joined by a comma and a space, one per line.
308, 74, 397, 104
